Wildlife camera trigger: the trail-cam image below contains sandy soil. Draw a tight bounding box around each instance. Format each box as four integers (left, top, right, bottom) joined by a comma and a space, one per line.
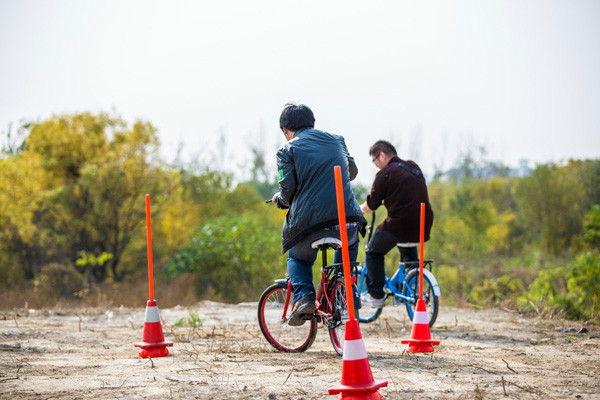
1, 301, 599, 399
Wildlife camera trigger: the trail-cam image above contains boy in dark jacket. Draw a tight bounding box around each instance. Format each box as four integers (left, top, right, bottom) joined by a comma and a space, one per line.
272, 103, 366, 326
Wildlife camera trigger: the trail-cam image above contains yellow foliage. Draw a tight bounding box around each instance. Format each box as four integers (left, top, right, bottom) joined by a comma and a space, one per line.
0, 153, 46, 242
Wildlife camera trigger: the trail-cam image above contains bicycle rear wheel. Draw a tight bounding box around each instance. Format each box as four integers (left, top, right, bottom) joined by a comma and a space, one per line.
327, 278, 359, 356
403, 269, 439, 327
258, 282, 317, 352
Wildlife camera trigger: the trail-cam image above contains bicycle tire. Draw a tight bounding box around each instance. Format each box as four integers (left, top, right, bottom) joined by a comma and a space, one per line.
357, 267, 383, 323
327, 278, 359, 356
403, 269, 439, 327
257, 282, 317, 352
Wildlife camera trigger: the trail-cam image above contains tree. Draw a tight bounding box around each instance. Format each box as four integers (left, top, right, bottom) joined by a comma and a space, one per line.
1, 122, 27, 157
516, 161, 599, 255
0, 152, 47, 280
1, 112, 177, 283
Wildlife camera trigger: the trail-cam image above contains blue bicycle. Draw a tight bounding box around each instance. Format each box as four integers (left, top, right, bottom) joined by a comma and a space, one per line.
356, 213, 441, 326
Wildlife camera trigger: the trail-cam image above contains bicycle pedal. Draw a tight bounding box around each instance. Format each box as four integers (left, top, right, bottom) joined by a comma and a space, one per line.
325, 319, 341, 329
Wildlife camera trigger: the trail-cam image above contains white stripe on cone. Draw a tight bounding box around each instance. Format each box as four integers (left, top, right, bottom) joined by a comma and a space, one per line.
413, 310, 430, 325
144, 306, 161, 323
343, 339, 368, 361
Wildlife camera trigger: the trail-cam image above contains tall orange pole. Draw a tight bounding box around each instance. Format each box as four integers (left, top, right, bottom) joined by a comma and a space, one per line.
419, 202, 425, 301
145, 194, 154, 302
333, 166, 355, 320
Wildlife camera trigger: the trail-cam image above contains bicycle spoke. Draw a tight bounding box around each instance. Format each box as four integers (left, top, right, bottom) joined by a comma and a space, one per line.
328, 280, 347, 355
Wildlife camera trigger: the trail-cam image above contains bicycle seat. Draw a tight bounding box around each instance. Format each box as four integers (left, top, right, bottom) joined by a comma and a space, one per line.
311, 237, 342, 249
397, 242, 419, 248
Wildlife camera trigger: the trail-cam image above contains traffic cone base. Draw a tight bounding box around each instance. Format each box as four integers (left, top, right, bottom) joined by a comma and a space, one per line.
134, 300, 173, 358
400, 338, 440, 353
137, 346, 170, 358
401, 299, 440, 354
328, 380, 388, 398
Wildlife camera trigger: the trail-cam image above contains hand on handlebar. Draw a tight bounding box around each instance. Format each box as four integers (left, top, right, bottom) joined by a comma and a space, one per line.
266, 192, 279, 204
360, 201, 374, 214
270, 192, 280, 204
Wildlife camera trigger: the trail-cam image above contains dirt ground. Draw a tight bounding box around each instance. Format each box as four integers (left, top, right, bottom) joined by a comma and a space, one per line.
1, 301, 599, 400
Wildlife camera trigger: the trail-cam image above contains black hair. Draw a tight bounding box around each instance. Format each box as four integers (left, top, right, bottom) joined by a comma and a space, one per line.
279, 103, 315, 132
369, 140, 397, 157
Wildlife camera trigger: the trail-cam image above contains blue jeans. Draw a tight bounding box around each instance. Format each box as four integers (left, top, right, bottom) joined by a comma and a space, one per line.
287, 225, 359, 304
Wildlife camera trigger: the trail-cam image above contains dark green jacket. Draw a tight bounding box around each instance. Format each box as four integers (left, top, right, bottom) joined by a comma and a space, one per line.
274, 128, 366, 253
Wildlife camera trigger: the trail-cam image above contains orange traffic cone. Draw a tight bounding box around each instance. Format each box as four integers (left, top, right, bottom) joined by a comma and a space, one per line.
401, 299, 440, 353
328, 319, 388, 399
134, 300, 173, 358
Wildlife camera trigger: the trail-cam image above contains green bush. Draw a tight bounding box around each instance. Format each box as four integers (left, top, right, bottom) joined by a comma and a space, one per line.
166, 212, 285, 303
434, 263, 474, 306
469, 275, 524, 307
523, 252, 600, 321
566, 253, 600, 319
582, 205, 600, 249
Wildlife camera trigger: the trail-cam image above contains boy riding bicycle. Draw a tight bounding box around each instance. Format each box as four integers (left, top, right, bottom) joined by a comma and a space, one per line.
271, 103, 366, 326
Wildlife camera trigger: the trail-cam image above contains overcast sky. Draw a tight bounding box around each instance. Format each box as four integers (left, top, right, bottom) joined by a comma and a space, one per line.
1, 0, 599, 185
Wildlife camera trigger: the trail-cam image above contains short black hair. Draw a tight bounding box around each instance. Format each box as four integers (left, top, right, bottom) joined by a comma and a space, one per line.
369, 140, 397, 157
279, 103, 315, 132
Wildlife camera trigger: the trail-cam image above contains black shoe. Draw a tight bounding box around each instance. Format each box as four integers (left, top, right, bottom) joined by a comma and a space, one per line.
288, 296, 316, 326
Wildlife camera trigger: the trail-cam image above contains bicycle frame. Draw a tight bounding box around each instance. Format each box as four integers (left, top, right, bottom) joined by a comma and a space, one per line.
357, 260, 434, 304
379, 264, 414, 303
280, 248, 355, 326
280, 269, 336, 324
315, 265, 338, 323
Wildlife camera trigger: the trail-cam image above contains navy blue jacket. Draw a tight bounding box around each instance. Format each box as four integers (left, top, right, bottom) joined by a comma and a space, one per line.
273, 128, 366, 253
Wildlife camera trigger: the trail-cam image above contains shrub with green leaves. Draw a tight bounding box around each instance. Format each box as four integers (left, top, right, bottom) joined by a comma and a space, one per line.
469, 275, 524, 307
434, 263, 474, 306
582, 205, 600, 249
523, 252, 600, 321
166, 212, 285, 303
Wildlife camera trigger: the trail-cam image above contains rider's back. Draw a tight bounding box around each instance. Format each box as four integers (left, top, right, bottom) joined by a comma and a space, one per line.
276, 127, 365, 252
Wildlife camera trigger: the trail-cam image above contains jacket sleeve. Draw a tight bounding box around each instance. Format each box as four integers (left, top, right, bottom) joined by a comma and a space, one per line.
273, 145, 296, 209
336, 135, 358, 181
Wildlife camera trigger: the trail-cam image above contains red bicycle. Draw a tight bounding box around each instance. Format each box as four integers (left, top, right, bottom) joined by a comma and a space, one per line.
257, 237, 359, 355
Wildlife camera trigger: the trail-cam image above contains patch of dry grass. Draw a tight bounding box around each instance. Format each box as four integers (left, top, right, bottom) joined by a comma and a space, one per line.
0, 274, 199, 310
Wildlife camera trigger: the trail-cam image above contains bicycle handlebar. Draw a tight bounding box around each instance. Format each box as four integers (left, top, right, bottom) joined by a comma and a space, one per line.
265, 199, 273, 204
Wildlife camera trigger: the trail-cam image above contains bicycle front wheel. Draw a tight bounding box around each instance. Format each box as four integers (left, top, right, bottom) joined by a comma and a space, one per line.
258, 282, 317, 352
328, 278, 359, 356
403, 269, 439, 327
